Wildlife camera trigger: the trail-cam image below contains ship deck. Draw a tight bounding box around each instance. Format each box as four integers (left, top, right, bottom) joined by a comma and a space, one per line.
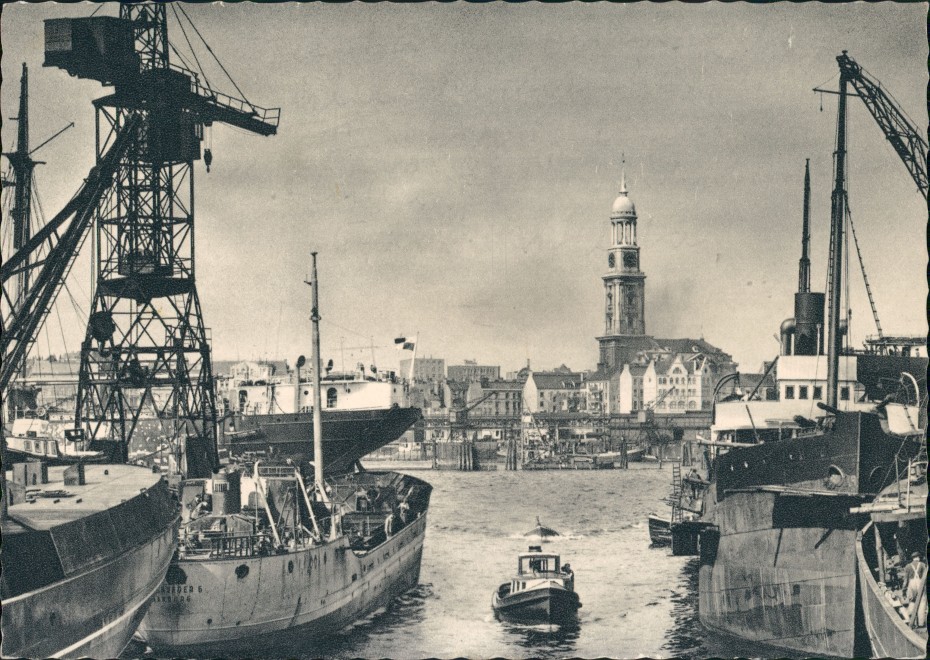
2, 464, 165, 532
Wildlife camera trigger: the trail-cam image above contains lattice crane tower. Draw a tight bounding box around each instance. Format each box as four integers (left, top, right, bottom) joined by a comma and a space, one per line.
43, 4, 279, 475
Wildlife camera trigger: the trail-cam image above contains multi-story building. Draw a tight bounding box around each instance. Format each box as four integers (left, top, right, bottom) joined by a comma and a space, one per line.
523, 368, 586, 414
399, 356, 445, 384
447, 360, 501, 383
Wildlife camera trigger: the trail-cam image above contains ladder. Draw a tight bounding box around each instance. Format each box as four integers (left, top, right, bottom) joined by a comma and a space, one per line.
668, 463, 683, 523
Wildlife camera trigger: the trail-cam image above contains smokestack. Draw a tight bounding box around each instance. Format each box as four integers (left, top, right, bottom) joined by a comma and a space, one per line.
798, 159, 811, 294
792, 159, 824, 356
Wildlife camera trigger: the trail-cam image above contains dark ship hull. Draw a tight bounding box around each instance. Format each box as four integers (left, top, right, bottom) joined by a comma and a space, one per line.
698, 411, 923, 657
0, 465, 179, 659
218, 406, 421, 474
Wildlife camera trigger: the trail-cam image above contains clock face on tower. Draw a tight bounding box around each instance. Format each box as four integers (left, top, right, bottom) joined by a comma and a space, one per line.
608, 253, 615, 268
623, 252, 638, 269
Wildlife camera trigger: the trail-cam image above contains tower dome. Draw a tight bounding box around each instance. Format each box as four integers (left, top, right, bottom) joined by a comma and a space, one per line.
610, 170, 636, 217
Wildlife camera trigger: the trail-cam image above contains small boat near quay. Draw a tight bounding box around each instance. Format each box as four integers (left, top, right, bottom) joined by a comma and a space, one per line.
647, 513, 671, 546
492, 545, 581, 625
853, 455, 928, 659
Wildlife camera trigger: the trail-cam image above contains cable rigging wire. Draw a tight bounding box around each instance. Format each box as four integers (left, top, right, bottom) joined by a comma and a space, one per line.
169, 4, 213, 91
176, 3, 254, 107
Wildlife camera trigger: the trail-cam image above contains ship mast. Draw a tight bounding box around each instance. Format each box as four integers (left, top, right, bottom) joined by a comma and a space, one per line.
9, 65, 34, 314
825, 58, 849, 408
1, 64, 36, 520
308, 253, 326, 494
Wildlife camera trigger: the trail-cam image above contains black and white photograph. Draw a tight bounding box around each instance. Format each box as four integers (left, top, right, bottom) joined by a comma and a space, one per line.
1, 2, 926, 658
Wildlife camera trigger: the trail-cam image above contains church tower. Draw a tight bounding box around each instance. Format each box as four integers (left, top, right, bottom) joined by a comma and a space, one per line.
597, 169, 647, 369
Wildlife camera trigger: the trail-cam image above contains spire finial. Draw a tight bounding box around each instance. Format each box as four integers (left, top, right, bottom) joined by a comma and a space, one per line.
620, 153, 627, 194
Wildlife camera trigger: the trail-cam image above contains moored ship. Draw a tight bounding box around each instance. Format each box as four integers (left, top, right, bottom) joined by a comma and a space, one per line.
697, 52, 928, 658
1, 463, 178, 659
139, 253, 434, 654
218, 401, 422, 475
137, 465, 432, 654
0, 58, 181, 659
217, 360, 421, 472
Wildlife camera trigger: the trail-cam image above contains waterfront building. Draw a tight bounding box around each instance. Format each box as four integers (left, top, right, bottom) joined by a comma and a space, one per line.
523, 368, 586, 413
588, 170, 736, 414
447, 360, 501, 383
399, 356, 446, 384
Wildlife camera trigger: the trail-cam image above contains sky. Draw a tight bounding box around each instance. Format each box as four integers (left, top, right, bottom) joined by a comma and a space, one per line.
2, 2, 927, 376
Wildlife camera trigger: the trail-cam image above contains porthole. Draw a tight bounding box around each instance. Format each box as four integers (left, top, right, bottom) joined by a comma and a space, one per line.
165, 565, 188, 585
235, 564, 249, 579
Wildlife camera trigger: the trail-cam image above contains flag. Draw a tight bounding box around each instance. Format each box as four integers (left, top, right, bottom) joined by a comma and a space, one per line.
395, 335, 416, 351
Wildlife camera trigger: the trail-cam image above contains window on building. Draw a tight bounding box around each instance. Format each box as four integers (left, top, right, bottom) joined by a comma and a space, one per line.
840, 386, 850, 401
799, 386, 808, 400
785, 386, 795, 400
813, 386, 823, 400
688, 401, 696, 409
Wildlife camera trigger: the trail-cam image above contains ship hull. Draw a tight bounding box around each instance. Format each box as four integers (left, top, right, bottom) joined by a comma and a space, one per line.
138, 512, 428, 654
698, 489, 864, 657
1, 470, 178, 659
219, 406, 421, 474
1, 523, 176, 659
697, 411, 923, 657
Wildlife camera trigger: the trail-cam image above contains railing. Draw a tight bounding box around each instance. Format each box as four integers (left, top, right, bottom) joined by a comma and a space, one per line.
255, 464, 295, 479
517, 570, 572, 580
190, 78, 281, 127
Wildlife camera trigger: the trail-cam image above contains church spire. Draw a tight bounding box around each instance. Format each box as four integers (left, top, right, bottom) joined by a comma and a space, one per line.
619, 153, 627, 194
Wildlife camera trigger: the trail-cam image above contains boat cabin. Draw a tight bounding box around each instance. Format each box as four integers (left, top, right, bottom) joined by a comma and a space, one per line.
517, 547, 563, 576
501, 546, 574, 599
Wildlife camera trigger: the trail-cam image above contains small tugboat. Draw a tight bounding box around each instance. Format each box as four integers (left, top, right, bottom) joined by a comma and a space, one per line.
492, 545, 581, 625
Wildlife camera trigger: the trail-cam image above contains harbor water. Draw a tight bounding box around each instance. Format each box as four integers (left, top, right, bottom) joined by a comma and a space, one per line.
132, 465, 811, 659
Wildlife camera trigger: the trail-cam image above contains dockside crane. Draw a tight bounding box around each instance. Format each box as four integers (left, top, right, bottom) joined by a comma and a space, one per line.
2, 5, 279, 475
833, 52, 928, 201
822, 51, 926, 406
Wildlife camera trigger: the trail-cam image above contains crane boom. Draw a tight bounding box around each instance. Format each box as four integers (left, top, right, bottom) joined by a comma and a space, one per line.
836, 52, 929, 200
0, 115, 141, 391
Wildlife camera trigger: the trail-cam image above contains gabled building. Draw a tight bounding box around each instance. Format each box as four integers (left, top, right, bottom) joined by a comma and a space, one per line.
523, 370, 586, 413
